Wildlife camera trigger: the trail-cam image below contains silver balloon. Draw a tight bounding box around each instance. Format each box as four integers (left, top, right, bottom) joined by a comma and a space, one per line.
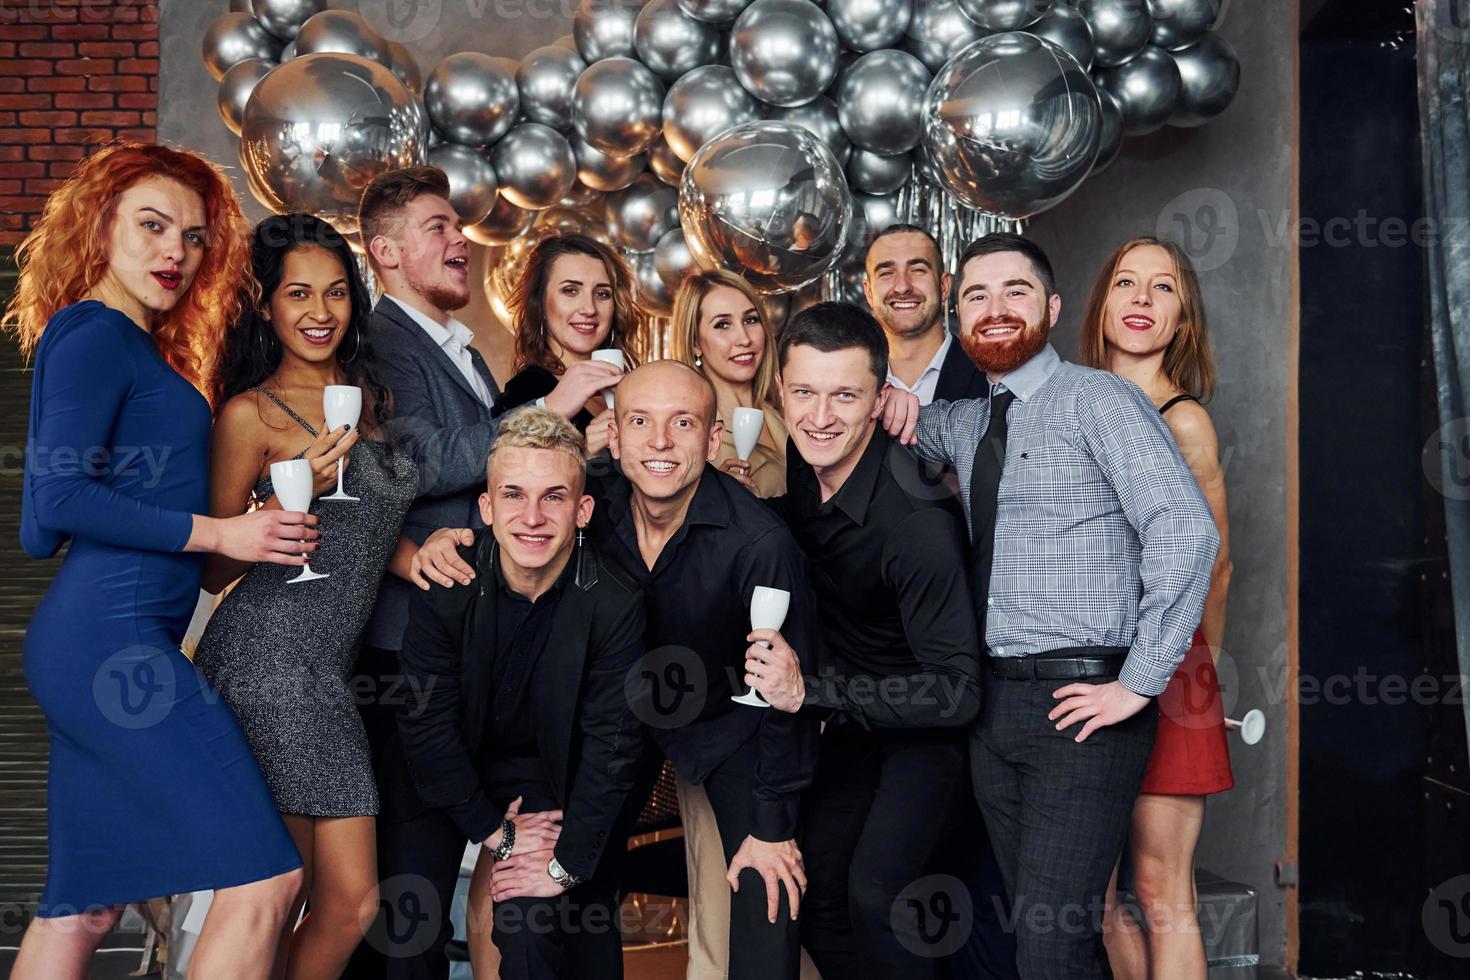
730, 0, 839, 109
608, 173, 679, 251
572, 56, 665, 158
677, 0, 755, 24
827, 0, 913, 52
386, 40, 422, 93
1030, 3, 1095, 72
202, 12, 283, 80
517, 45, 586, 133
1149, 0, 1220, 50
662, 65, 760, 163
281, 40, 296, 62
922, 32, 1101, 217
957, 0, 1052, 31
905, 0, 983, 72
574, 0, 641, 62
629, 248, 675, 316
574, 137, 647, 191
636, 0, 723, 79
293, 10, 391, 66
649, 134, 686, 185
1091, 84, 1124, 172
855, 190, 900, 238
1168, 33, 1238, 127
491, 122, 578, 209
428, 142, 499, 225
834, 50, 930, 157
1078, 0, 1151, 68
251, 0, 326, 40
240, 52, 428, 236
217, 58, 274, 136
679, 120, 852, 294
768, 96, 850, 167
654, 226, 696, 290
466, 194, 535, 246
425, 53, 520, 146
1093, 44, 1180, 135
560, 180, 605, 209
847, 148, 911, 194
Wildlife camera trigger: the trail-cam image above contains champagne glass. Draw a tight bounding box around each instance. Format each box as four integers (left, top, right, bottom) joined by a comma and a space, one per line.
270, 459, 329, 583
591, 349, 625, 409
733, 585, 789, 708
731, 407, 765, 462
1225, 707, 1266, 746
322, 385, 362, 501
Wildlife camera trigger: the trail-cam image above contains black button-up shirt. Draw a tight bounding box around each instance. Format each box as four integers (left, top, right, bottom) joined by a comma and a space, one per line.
590, 466, 819, 842
779, 427, 981, 730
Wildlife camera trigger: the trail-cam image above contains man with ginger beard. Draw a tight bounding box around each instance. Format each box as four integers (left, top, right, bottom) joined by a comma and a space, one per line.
882, 233, 1220, 980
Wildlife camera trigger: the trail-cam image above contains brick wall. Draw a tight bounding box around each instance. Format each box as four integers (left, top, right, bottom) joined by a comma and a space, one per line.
0, 0, 160, 247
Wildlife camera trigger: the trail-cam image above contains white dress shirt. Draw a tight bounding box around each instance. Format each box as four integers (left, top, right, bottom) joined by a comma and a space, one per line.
383, 294, 494, 407
885, 331, 952, 406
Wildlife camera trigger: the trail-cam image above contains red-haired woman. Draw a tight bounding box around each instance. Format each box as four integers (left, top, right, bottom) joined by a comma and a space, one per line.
1078, 237, 1234, 980
3, 143, 310, 980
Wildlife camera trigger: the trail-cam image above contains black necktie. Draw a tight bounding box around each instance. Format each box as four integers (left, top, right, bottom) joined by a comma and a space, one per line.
969, 389, 1015, 644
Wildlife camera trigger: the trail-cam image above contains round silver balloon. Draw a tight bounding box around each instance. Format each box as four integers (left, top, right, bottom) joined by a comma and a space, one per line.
662, 65, 760, 162
827, 0, 913, 52
202, 12, 283, 80
1149, 0, 1220, 50
654, 226, 696, 290
922, 32, 1101, 217
217, 57, 275, 136
649, 134, 686, 185
679, 120, 853, 294
574, 137, 647, 191
293, 10, 391, 66
573, 56, 665, 158
608, 173, 679, 251
847, 148, 911, 194
636, 0, 723, 79
629, 248, 675, 315
466, 194, 536, 246
855, 190, 900, 238
730, 0, 839, 108
386, 40, 422, 93
1093, 44, 1180, 135
428, 142, 499, 225
835, 50, 930, 156
517, 45, 586, 132
677, 0, 755, 24
957, 0, 1053, 31
1029, 3, 1095, 72
240, 52, 428, 236
251, 0, 326, 40
425, 52, 520, 147
1168, 33, 1238, 127
491, 122, 578, 209
768, 96, 850, 167
574, 0, 641, 62
905, 0, 983, 72
1078, 0, 1151, 68
1091, 84, 1124, 172
560, 179, 605, 209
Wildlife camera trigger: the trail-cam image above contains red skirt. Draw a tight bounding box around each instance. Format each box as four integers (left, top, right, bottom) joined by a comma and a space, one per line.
1139, 629, 1235, 796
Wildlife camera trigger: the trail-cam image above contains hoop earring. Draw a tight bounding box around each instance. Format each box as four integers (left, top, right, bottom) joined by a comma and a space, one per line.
341, 326, 361, 363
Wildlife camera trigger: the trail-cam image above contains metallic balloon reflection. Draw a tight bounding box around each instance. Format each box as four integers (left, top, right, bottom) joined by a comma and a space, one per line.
1168, 34, 1238, 127
572, 56, 666, 159
663, 65, 761, 163
518, 44, 587, 132
428, 142, 498, 225
904, 0, 982, 72
466, 195, 535, 247
252, 0, 327, 41
957, 0, 1052, 32
921, 32, 1100, 218
1093, 44, 1180, 135
293, 9, 391, 66
607, 173, 678, 251
827, 0, 914, 53
425, 52, 520, 147
217, 57, 275, 136
240, 52, 428, 237
491, 123, 578, 210
1029, 3, 1095, 72
680, 120, 852, 294
629, 248, 675, 315
203, 11, 283, 80
729, 0, 839, 108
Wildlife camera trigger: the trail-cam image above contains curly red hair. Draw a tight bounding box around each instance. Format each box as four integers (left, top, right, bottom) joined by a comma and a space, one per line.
2, 142, 252, 398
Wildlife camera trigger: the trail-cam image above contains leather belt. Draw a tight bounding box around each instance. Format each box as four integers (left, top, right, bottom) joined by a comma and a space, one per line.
988, 647, 1128, 681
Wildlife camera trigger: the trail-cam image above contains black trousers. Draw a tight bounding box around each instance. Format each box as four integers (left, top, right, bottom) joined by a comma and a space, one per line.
970, 675, 1158, 980
798, 725, 966, 980
694, 738, 803, 980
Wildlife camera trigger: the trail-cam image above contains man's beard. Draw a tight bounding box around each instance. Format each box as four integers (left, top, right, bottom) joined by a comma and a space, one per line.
960, 314, 1050, 376
408, 271, 470, 313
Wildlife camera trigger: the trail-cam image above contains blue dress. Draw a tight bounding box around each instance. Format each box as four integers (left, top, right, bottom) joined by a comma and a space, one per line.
21, 301, 301, 917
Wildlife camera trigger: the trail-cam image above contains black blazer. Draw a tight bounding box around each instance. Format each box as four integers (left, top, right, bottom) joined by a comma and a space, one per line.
932, 334, 988, 403
394, 532, 646, 881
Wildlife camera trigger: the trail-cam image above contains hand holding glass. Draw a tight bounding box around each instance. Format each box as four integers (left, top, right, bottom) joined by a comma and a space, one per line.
590, 350, 625, 408
322, 385, 361, 501
270, 459, 329, 583
734, 585, 789, 708
731, 407, 765, 462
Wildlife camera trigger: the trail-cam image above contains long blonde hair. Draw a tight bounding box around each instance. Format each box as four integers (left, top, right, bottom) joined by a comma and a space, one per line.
669, 269, 779, 411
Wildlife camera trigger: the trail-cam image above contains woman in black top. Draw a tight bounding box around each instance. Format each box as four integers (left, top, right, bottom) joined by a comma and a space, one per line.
501, 233, 641, 456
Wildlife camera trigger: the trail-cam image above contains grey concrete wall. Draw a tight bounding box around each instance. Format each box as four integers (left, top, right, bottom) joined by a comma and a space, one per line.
161, 0, 1297, 966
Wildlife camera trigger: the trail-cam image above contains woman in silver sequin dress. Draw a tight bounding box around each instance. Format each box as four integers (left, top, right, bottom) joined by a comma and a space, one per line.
193, 215, 417, 979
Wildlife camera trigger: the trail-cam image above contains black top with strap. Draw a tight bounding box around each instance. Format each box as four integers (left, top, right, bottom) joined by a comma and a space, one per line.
1158, 393, 1200, 415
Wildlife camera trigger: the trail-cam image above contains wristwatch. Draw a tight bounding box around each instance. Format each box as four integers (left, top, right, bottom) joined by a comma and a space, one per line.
547, 856, 582, 890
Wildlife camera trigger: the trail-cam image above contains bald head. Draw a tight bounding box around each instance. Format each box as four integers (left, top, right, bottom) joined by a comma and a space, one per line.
617, 360, 717, 427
